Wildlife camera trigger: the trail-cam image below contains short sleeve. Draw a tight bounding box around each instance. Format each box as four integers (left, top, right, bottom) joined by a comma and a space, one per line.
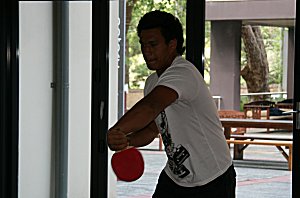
157, 65, 201, 101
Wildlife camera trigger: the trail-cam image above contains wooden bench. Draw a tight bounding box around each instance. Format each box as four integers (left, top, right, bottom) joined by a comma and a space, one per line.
227, 135, 293, 170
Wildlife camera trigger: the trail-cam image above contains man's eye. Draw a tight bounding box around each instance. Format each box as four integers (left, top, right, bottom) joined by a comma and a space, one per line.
140, 42, 158, 49
150, 42, 157, 47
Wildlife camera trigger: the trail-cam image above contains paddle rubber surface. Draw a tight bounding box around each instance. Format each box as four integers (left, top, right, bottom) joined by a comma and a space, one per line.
111, 147, 144, 182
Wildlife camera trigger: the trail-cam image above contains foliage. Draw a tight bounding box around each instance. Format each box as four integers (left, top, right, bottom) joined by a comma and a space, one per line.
262, 26, 284, 85
127, 0, 186, 88
204, 21, 211, 84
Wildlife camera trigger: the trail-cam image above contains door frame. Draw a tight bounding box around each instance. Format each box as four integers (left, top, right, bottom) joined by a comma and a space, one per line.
0, 1, 19, 198
91, 0, 110, 197
292, 0, 300, 196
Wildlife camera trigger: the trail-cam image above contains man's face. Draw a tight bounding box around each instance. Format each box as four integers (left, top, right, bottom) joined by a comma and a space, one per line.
139, 28, 177, 75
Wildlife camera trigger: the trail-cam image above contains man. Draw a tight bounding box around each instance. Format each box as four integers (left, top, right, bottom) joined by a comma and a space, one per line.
107, 10, 236, 198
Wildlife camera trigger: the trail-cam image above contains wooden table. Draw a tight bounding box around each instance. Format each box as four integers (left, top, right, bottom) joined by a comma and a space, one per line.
220, 118, 293, 139
220, 118, 293, 169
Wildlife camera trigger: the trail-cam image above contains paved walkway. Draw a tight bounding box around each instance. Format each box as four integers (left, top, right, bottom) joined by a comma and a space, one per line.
117, 131, 292, 198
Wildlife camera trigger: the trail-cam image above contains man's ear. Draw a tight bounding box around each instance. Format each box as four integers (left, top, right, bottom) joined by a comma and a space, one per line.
169, 39, 177, 51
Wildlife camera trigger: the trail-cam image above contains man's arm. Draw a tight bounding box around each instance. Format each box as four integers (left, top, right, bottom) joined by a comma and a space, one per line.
107, 85, 177, 151
108, 121, 159, 151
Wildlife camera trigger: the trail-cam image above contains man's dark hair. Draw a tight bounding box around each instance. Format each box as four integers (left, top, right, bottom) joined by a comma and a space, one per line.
137, 10, 185, 55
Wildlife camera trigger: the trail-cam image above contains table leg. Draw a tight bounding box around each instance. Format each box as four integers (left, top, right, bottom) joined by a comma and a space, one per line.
224, 127, 244, 160
224, 127, 231, 139
233, 144, 244, 160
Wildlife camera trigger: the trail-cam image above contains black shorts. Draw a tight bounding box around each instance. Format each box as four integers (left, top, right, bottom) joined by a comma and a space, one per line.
152, 164, 236, 198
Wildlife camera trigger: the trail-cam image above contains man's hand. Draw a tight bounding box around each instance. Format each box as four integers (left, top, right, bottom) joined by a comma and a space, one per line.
107, 129, 129, 151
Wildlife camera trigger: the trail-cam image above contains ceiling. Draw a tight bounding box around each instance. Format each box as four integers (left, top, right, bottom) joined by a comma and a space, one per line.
243, 19, 295, 27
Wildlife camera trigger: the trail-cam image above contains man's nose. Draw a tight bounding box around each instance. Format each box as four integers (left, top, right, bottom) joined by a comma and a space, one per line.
142, 45, 152, 54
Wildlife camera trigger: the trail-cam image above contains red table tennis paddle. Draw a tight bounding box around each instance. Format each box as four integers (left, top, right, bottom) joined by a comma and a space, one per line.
111, 147, 144, 182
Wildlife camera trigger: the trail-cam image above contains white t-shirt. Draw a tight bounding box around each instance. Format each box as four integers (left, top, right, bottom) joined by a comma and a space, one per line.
144, 56, 232, 187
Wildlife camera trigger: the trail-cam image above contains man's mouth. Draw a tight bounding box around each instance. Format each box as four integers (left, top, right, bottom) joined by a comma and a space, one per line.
146, 59, 156, 64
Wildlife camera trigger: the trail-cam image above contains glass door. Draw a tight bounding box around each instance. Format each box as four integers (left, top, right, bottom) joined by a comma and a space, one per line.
206, 0, 297, 197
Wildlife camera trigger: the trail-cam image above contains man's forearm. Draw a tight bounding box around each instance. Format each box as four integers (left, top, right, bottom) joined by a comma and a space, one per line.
110, 85, 177, 135
127, 121, 159, 148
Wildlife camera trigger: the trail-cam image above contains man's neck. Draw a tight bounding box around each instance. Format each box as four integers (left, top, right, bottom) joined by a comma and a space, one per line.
156, 54, 180, 77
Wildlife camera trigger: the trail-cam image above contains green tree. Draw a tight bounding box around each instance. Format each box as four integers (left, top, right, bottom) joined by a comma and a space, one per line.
126, 0, 186, 89
241, 25, 270, 97
262, 26, 284, 85
241, 25, 284, 100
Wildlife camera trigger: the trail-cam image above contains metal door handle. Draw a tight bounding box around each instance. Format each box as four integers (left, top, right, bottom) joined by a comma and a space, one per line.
281, 102, 300, 130
282, 110, 299, 114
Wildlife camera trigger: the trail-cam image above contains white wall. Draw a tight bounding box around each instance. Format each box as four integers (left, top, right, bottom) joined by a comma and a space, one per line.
19, 2, 53, 197
68, 2, 92, 197
19, 1, 93, 197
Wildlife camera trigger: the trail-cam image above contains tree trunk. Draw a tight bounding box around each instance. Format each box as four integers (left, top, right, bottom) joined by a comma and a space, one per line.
241, 25, 269, 100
